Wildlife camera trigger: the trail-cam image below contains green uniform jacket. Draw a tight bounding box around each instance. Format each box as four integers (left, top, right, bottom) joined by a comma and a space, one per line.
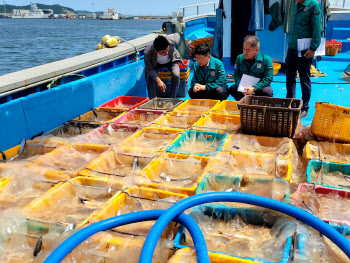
191, 56, 227, 92
234, 51, 273, 91
288, 0, 322, 51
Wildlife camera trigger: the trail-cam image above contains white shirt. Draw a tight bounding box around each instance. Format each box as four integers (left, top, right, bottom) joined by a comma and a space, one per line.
157, 53, 171, 65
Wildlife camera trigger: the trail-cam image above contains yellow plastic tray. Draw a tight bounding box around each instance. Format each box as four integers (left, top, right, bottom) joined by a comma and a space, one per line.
151, 112, 202, 130
0, 138, 63, 161
89, 186, 187, 223
26, 143, 109, 178
118, 127, 183, 155
79, 150, 156, 180
172, 99, 220, 115
71, 109, 125, 124
85, 186, 187, 237
158, 67, 190, 81
230, 152, 291, 181
303, 140, 350, 164
190, 36, 214, 47
221, 134, 294, 159
192, 112, 240, 133
22, 176, 124, 228
203, 152, 291, 181
311, 102, 350, 142
136, 153, 210, 195
210, 100, 240, 115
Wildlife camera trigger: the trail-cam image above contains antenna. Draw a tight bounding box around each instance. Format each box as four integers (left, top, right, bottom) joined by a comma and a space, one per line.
3, 1, 6, 15
91, 2, 94, 13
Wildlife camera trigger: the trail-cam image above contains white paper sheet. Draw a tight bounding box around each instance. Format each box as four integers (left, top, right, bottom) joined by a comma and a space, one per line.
238, 74, 260, 92
297, 38, 325, 57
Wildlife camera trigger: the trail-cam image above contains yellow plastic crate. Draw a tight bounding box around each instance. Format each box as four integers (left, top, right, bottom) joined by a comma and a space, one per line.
0, 138, 62, 161
21, 176, 124, 228
158, 67, 190, 81
311, 102, 350, 142
0, 161, 71, 183
168, 247, 254, 263
210, 100, 240, 115
221, 134, 294, 159
89, 186, 187, 222
26, 143, 109, 178
151, 112, 202, 130
192, 112, 241, 133
0, 172, 69, 212
136, 153, 210, 195
87, 234, 173, 262
303, 140, 350, 164
204, 152, 292, 181
86, 186, 187, 237
80, 150, 155, 181
190, 36, 214, 48
118, 127, 183, 155
172, 99, 220, 115
71, 109, 125, 124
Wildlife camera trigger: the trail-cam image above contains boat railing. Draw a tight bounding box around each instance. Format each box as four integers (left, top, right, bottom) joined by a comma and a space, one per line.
176, 1, 218, 21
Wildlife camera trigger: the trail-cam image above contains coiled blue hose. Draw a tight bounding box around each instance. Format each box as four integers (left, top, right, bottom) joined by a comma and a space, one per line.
139, 192, 350, 263
44, 209, 209, 263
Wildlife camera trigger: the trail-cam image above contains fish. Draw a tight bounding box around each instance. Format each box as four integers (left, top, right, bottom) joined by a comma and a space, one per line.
107, 123, 114, 135
302, 200, 319, 217
160, 172, 171, 181
216, 230, 257, 241
79, 196, 90, 204
33, 236, 42, 257
133, 157, 138, 171
136, 198, 145, 209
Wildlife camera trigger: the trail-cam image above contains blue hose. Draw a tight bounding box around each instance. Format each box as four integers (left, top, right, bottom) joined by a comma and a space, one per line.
139, 192, 350, 263
44, 209, 209, 263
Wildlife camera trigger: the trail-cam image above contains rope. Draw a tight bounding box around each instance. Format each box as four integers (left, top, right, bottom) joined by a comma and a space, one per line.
47, 74, 86, 89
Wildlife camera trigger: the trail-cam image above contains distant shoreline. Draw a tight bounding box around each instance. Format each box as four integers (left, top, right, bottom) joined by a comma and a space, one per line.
0, 14, 172, 20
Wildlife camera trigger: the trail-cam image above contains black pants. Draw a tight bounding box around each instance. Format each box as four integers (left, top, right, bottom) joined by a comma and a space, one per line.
286, 48, 312, 111
145, 62, 180, 99
228, 84, 273, 101
188, 86, 229, 101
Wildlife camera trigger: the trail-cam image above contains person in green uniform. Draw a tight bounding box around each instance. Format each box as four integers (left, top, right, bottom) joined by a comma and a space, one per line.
286, 0, 322, 118
189, 43, 229, 100
229, 36, 274, 101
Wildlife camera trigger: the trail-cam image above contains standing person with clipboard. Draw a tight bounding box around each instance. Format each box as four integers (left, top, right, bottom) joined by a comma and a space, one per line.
286, 0, 322, 118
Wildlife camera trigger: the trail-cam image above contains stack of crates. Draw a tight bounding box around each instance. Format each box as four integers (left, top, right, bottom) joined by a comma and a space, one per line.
189, 36, 214, 48
157, 60, 190, 98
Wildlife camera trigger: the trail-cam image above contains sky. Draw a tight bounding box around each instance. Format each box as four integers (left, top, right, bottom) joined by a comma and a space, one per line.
4, 0, 217, 15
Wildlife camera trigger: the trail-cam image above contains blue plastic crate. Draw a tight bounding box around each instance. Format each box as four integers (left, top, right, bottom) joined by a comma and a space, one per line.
173, 209, 293, 263
196, 174, 290, 225
306, 160, 350, 190
166, 130, 229, 156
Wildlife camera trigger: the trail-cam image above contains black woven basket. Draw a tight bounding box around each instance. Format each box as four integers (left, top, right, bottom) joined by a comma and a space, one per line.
238, 96, 302, 138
